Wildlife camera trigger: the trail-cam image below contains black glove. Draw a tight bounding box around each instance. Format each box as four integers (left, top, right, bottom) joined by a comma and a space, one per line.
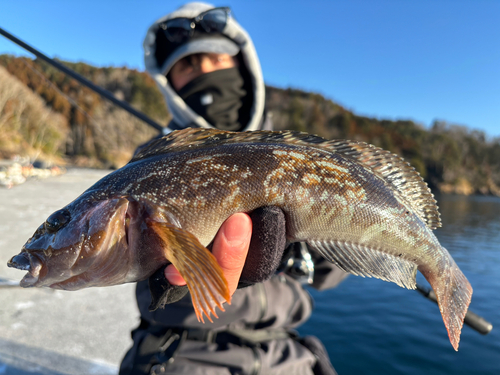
148, 265, 189, 311
148, 206, 287, 311
238, 206, 287, 288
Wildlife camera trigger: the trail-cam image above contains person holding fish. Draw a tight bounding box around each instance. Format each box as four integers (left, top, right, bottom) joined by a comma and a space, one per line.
7, 2, 473, 372
119, 3, 348, 374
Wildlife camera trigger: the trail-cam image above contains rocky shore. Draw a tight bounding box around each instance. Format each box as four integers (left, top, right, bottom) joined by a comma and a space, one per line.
0, 157, 66, 189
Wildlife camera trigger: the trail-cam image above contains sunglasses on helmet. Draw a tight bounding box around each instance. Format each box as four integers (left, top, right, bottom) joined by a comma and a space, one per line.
158, 7, 232, 44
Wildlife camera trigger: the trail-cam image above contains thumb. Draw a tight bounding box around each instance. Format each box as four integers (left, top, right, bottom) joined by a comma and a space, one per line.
211, 213, 252, 296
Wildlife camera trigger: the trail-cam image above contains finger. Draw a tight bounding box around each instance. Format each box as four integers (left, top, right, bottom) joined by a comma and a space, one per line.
211, 213, 252, 296
164, 264, 186, 286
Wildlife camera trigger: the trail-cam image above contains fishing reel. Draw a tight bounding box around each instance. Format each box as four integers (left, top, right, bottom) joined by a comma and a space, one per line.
278, 242, 315, 285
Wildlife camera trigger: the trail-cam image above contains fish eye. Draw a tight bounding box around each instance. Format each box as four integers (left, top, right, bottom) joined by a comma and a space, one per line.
45, 209, 71, 233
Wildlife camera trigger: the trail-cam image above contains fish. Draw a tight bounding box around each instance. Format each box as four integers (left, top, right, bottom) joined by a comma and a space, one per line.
8, 128, 472, 350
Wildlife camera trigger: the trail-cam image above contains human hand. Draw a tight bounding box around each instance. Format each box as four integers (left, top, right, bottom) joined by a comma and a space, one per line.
164, 213, 252, 296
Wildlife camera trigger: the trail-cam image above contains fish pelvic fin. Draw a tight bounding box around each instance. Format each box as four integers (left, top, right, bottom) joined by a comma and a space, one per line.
308, 240, 418, 289
420, 253, 473, 351
148, 221, 230, 323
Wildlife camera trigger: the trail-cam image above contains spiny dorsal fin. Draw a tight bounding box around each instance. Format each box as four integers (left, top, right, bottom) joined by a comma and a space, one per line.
323, 139, 441, 229
130, 128, 441, 229
130, 128, 236, 163
130, 128, 333, 162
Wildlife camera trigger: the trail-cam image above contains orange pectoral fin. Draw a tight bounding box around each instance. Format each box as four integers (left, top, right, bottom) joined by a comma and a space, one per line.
148, 221, 230, 323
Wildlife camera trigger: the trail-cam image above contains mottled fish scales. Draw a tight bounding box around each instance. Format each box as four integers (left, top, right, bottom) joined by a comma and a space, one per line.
132, 128, 441, 229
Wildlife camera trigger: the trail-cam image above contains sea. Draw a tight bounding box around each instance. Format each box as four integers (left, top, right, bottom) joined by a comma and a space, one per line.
299, 194, 500, 375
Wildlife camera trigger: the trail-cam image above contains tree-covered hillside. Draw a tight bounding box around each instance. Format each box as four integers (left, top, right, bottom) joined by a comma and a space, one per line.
266, 86, 500, 195
1, 55, 499, 195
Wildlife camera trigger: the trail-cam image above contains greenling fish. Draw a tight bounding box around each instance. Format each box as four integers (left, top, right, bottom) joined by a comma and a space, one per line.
8, 128, 472, 350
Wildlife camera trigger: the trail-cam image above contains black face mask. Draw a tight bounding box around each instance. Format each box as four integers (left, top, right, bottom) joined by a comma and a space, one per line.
176, 67, 252, 131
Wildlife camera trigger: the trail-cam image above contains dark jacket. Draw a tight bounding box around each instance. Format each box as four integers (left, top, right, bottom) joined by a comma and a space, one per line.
119, 246, 347, 374
122, 3, 347, 373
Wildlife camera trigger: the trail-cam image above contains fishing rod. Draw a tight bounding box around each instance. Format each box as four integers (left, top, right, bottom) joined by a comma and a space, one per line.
0, 26, 164, 133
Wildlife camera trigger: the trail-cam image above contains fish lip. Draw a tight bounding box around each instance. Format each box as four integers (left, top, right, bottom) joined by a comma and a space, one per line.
8, 253, 31, 271
8, 252, 43, 287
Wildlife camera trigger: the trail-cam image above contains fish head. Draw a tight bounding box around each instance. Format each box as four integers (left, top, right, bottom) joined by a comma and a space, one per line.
8, 193, 130, 290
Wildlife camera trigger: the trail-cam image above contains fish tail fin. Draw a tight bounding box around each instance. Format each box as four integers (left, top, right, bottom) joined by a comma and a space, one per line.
148, 221, 230, 323
420, 251, 472, 351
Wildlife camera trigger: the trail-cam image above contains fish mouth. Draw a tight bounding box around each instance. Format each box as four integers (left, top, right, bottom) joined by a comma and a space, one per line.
8, 253, 43, 287
9, 197, 131, 290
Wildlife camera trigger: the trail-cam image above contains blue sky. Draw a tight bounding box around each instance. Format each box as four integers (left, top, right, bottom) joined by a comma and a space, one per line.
1, 0, 499, 137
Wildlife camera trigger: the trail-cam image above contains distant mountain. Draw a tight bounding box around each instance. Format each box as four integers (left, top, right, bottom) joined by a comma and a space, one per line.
1, 55, 499, 196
